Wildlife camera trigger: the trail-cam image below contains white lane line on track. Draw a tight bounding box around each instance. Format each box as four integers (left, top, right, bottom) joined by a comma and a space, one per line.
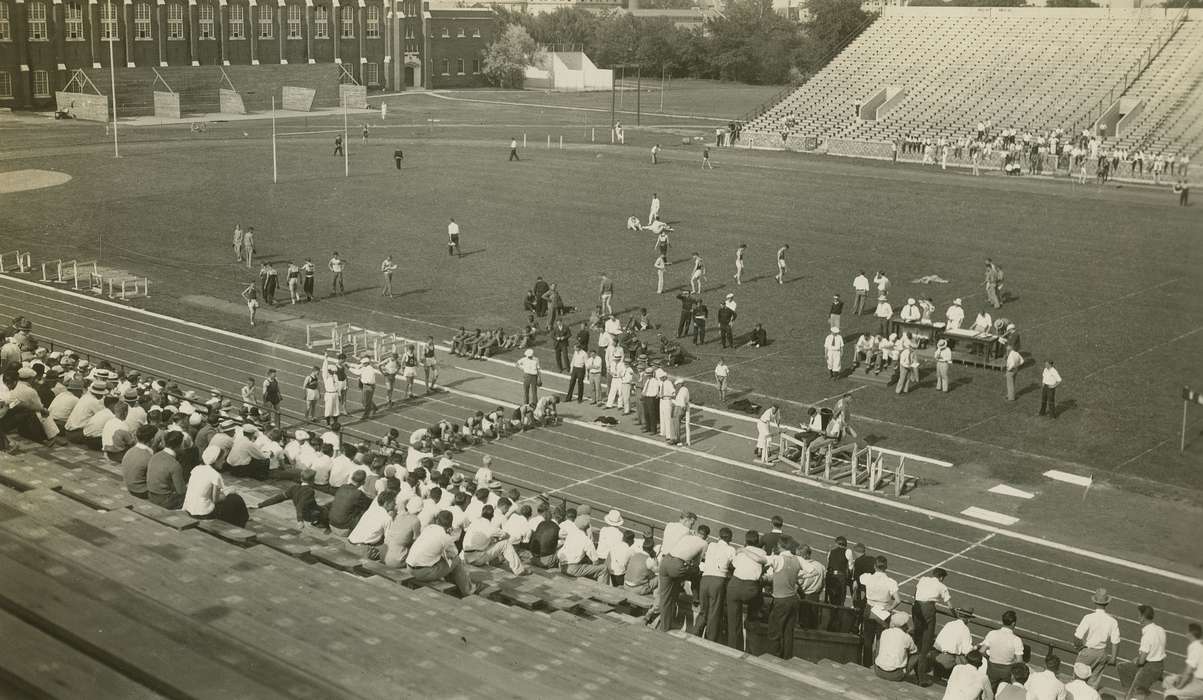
10, 301, 1200, 650
526, 450, 679, 502
3, 275, 1201, 592
901, 534, 997, 586
13, 296, 1203, 621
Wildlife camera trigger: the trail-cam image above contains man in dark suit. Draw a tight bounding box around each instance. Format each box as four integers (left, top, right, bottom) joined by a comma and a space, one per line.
675, 292, 695, 338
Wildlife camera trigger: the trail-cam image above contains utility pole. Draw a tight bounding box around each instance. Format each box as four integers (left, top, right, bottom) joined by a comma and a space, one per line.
635, 66, 641, 127
107, 0, 119, 158
271, 96, 278, 183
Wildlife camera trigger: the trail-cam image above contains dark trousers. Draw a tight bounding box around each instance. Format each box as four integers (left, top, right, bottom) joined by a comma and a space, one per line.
912, 601, 938, 682
861, 613, 884, 667
566, 368, 585, 401
677, 311, 691, 338
361, 386, 377, 419
719, 324, 733, 348
692, 320, 706, 345
522, 375, 538, 405
825, 572, 848, 607
148, 491, 184, 510
767, 596, 800, 659
725, 578, 761, 650
658, 556, 689, 632
228, 458, 270, 480
1039, 385, 1057, 417
192, 494, 250, 528
641, 396, 659, 433
0, 405, 47, 444
693, 575, 727, 642
554, 343, 569, 371
799, 591, 821, 629
985, 661, 1014, 689
509, 149, 519, 161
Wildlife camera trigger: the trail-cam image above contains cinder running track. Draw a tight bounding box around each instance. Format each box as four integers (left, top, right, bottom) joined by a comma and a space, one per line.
1, 274, 1198, 692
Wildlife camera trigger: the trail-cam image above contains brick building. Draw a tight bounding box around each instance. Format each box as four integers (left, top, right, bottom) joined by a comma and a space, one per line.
0, 0, 496, 110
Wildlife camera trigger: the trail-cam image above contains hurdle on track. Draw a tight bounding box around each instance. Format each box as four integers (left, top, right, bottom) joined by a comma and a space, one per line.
0, 251, 32, 274
107, 277, 150, 300
63, 261, 99, 290
40, 259, 63, 283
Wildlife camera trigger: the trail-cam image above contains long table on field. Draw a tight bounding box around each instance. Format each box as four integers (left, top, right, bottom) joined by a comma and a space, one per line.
888, 319, 1008, 371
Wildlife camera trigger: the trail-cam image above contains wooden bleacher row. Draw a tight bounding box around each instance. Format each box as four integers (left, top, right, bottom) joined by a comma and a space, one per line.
0, 442, 947, 699
744, 15, 1202, 157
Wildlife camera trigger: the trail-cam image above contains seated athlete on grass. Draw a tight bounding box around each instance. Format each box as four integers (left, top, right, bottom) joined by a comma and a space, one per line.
450, 327, 471, 356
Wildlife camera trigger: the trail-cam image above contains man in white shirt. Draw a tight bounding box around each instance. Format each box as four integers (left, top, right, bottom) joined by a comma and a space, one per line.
328, 444, 359, 488
914, 567, 953, 685
357, 358, 380, 421
503, 503, 531, 546
899, 298, 921, 323
596, 510, 625, 562
310, 444, 334, 490
692, 526, 735, 642
875, 612, 919, 682
931, 607, 977, 682
183, 445, 247, 526
726, 530, 768, 651
981, 610, 1026, 689
461, 505, 525, 575
348, 493, 396, 548
1073, 588, 1120, 689
824, 327, 844, 379
860, 556, 901, 666
1025, 654, 1068, 700
852, 271, 870, 316
942, 649, 993, 700
1164, 622, 1203, 699
658, 523, 708, 632
515, 348, 540, 406
225, 424, 269, 479
606, 530, 636, 586
796, 545, 825, 629
874, 295, 894, 336
1064, 663, 1102, 700
946, 298, 965, 329
1005, 348, 1024, 402
406, 510, 473, 596
1040, 360, 1063, 419
1117, 605, 1166, 699
558, 520, 607, 581
659, 511, 696, 559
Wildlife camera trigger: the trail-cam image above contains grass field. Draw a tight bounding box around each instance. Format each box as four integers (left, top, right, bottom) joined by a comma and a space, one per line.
3, 83, 1202, 500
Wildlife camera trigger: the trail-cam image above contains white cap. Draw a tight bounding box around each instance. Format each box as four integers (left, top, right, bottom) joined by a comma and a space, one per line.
524, 349, 534, 358
202, 445, 223, 465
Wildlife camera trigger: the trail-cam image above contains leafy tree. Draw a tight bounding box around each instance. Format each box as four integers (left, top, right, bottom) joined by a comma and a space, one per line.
482, 24, 544, 88
705, 0, 804, 83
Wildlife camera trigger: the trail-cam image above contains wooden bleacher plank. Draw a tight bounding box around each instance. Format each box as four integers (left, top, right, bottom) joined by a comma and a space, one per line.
0, 607, 166, 700
194, 519, 258, 546
0, 544, 322, 700
130, 502, 198, 531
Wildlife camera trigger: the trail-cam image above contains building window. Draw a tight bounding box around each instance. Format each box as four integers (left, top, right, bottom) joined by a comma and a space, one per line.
456, 27, 464, 38
455, 57, 463, 74
0, 72, 11, 98
440, 27, 448, 38
199, 3, 215, 39
366, 5, 378, 38
135, 2, 152, 39
33, 69, 50, 97
472, 27, 479, 38
27, 2, 48, 41
167, 3, 184, 39
365, 62, 378, 85
339, 6, 352, 38
65, 3, 85, 40
100, 1, 119, 40
440, 57, 448, 75
287, 4, 301, 38
258, 5, 272, 38
228, 4, 244, 39
0, 3, 9, 41
314, 6, 328, 39
404, 23, 413, 39
472, 58, 480, 74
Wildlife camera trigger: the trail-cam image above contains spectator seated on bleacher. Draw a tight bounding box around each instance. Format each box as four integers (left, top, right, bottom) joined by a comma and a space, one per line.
101, 397, 136, 462
0, 367, 59, 451
121, 424, 158, 500
405, 510, 474, 596
994, 664, 1031, 700
558, 515, 608, 581
329, 444, 361, 488
348, 492, 397, 558
941, 649, 993, 700
622, 537, 659, 596
227, 424, 271, 479
183, 445, 249, 528
328, 469, 371, 537
928, 606, 977, 682
147, 431, 187, 510
462, 504, 526, 575
527, 503, 561, 569
874, 612, 920, 682
1065, 663, 1103, 700
381, 496, 424, 568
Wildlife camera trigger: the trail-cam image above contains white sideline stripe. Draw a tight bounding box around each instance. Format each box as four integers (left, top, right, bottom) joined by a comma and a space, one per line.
900, 533, 996, 585
5, 274, 1202, 590
530, 450, 678, 502
988, 484, 1035, 499
960, 507, 1019, 527
1044, 469, 1094, 487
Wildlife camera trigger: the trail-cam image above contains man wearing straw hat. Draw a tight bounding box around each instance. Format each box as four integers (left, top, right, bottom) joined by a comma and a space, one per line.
1073, 587, 1121, 689
934, 339, 952, 393
824, 327, 844, 379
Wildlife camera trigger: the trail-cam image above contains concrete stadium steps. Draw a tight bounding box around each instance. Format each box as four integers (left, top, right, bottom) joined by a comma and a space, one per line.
0, 441, 921, 699
744, 15, 1201, 156
79, 64, 345, 117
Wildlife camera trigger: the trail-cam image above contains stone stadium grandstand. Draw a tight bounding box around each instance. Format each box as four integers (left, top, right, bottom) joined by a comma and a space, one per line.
743, 7, 1203, 169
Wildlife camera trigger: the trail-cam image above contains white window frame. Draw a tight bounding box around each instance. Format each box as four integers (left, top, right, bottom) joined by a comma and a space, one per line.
0, 3, 10, 42
440, 57, 448, 75
100, 1, 119, 40
287, 4, 301, 38
27, 1, 48, 41
472, 57, 480, 74
0, 72, 12, 98
199, 3, 215, 39
365, 5, 378, 38
472, 27, 479, 38
455, 57, 463, 74
314, 6, 329, 39
134, 2, 153, 40
364, 61, 378, 85
33, 69, 50, 97
65, 3, 85, 40
167, 3, 184, 39
228, 3, 244, 39
339, 5, 352, 37
258, 4, 272, 38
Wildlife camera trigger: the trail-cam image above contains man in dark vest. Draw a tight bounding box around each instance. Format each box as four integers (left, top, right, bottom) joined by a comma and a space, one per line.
262, 369, 282, 429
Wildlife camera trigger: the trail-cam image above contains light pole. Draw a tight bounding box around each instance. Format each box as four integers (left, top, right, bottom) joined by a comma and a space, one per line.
343, 95, 349, 177
107, 0, 119, 158
271, 95, 278, 183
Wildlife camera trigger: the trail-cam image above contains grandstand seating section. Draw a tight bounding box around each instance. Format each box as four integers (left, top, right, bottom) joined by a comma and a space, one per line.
745, 13, 1203, 160
77, 64, 345, 117
0, 441, 954, 699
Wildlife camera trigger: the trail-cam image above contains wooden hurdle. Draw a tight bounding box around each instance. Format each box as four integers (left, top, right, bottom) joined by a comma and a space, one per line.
107, 277, 150, 300
40, 259, 63, 283
0, 250, 32, 274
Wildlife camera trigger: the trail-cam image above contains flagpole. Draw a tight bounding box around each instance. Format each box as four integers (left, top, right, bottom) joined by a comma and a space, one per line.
271, 95, 278, 184
107, 0, 119, 158
343, 96, 349, 177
